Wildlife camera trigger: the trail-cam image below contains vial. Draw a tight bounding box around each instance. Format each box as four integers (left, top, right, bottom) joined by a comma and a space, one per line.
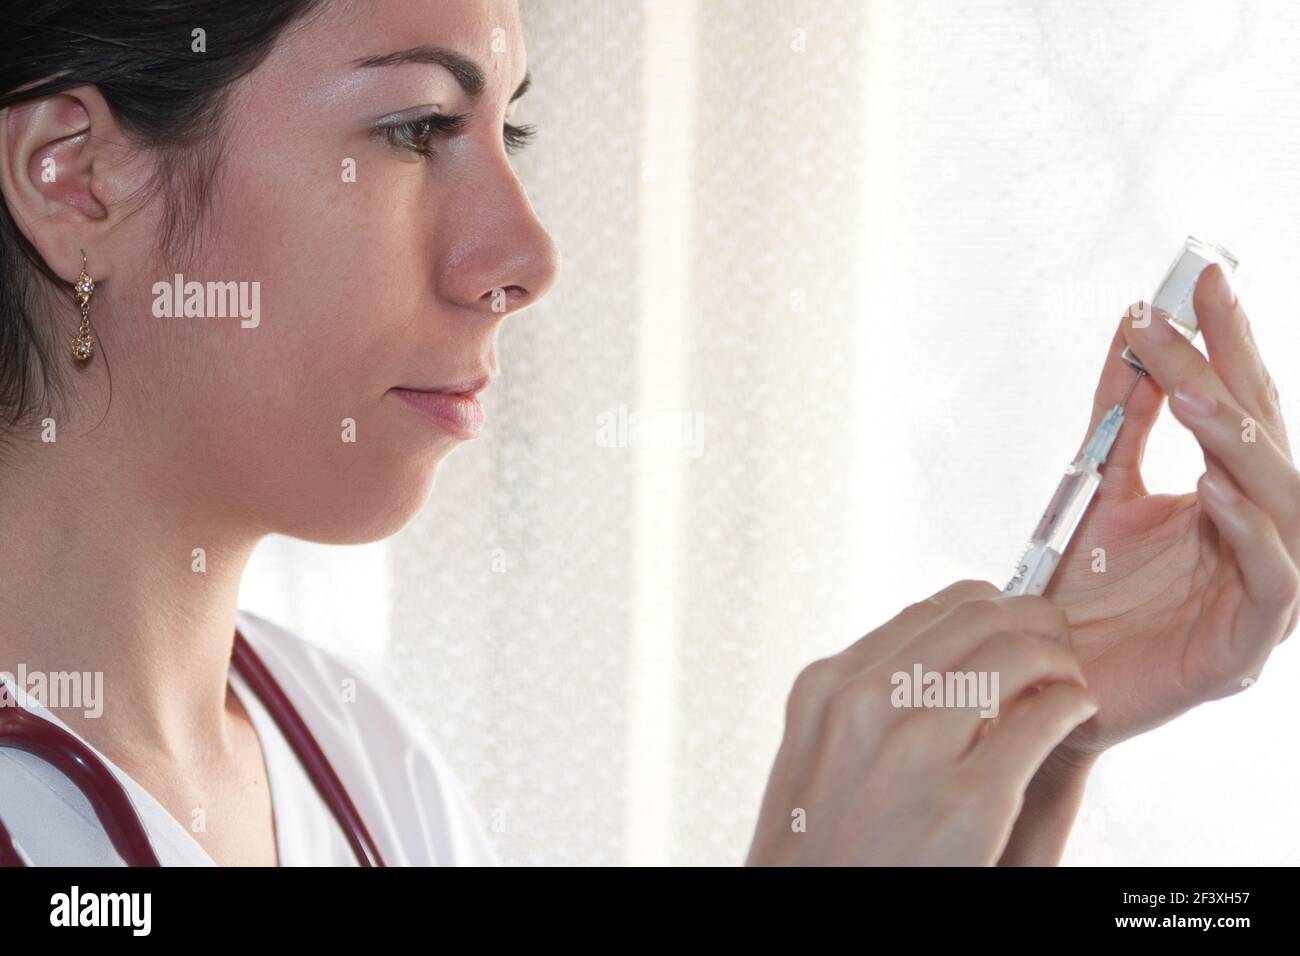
1121, 235, 1239, 373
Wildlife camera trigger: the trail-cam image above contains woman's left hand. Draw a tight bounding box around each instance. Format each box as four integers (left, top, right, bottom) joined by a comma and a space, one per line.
1045, 264, 1299, 759
996, 264, 1298, 865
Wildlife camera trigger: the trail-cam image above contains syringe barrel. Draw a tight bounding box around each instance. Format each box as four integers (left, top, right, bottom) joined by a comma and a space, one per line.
1004, 457, 1102, 595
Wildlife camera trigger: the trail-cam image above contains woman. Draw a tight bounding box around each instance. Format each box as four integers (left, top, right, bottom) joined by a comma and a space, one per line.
0, 0, 1295, 866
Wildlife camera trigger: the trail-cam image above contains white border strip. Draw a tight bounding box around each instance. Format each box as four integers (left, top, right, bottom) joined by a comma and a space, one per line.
623, 0, 697, 866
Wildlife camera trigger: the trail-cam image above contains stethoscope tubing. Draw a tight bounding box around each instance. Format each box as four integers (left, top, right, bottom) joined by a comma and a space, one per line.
231, 631, 386, 867
0, 630, 384, 867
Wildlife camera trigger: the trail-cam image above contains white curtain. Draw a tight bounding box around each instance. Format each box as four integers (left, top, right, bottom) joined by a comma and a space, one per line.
240, 0, 1300, 865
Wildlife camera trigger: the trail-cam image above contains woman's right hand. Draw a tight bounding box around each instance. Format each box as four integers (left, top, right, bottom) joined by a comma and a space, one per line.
745, 580, 1098, 866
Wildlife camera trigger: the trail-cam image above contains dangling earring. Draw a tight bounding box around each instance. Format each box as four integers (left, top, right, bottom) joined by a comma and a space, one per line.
70, 249, 96, 362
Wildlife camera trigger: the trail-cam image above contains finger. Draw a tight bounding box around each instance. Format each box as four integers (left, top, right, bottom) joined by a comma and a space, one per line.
954, 630, 1087, 704
1166, 375, 1300, 560
812, 594, 1071, 749
961, 683, 1099, 791
1196, 464, 1300, 662
904, 629, 1088, 760
1073, 308, 1164, 498
785, 581, 1004, 752
1125, 308, 1300, 549
888, 594, 1071, 671
838, 579, 1001, 669
820, 598, 1078, 767
1193, 264, 1292, 458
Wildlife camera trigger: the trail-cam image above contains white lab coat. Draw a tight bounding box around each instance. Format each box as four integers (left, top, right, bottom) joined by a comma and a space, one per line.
0, 609, 499, 866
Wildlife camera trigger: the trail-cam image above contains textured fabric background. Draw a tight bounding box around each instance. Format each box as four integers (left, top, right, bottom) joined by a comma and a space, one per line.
241, 0, 1300, 864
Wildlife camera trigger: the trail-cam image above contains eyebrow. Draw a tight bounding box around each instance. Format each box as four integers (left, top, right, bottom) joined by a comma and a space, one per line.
351, 45, 531, 103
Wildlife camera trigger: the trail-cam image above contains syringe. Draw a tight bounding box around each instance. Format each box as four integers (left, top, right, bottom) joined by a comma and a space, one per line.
1003, 235, 1238, 597
1003, 370, 1142, 596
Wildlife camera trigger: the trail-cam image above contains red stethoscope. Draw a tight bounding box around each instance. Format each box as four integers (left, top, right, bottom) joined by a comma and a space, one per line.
0, 630, 385, 867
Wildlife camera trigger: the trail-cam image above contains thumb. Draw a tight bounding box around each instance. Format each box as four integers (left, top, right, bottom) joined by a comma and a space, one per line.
1073, 303, 1164, 499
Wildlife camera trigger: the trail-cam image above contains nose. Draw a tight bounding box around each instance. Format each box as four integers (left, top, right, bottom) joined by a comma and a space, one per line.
438, 160, 562, 318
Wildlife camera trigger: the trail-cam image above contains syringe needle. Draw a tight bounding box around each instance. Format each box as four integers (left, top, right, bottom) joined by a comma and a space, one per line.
1118, 368, 1145, 409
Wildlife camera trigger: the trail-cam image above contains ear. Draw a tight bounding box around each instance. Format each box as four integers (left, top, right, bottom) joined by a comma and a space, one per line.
0, 86, 138, 282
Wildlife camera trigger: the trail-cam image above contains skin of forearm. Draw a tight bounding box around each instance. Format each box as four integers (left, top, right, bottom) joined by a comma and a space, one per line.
997, 747, 1101, 866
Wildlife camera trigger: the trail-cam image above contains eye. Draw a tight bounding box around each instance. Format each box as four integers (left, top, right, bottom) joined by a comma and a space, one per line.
503, 121, 536, 155
379, 112, 468, 158
377, 111, 537, 160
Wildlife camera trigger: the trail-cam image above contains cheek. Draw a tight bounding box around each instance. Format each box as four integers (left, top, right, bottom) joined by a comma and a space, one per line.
138, 155, 455, 542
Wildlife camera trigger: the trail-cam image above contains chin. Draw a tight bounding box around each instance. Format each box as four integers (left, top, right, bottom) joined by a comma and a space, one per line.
270, 447, 452, 545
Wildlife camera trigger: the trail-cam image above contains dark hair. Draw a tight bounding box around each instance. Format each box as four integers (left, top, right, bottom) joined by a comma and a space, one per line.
0, 0, 326, 432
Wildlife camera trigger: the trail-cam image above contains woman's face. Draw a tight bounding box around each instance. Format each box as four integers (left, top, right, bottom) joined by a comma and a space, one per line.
105, 0, 559, 543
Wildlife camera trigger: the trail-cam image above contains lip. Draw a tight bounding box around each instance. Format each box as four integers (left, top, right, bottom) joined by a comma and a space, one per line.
392, 387, 486, 439
430, 373, 491, 395
387, 379, 488, 442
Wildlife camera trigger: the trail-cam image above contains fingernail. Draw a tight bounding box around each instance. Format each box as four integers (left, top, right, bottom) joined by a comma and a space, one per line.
1172, 382, 1217, 418
1202, 470, 1239, 505
1207, 264, 1236, 310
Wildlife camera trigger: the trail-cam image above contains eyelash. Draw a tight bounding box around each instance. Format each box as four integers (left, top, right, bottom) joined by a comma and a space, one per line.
379, 112, 536, 158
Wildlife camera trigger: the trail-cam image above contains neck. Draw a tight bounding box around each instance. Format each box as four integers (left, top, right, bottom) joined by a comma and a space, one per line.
0, 424, 260, 767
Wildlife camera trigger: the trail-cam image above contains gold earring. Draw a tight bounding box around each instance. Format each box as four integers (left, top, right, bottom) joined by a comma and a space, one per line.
70, 249, 95, 362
